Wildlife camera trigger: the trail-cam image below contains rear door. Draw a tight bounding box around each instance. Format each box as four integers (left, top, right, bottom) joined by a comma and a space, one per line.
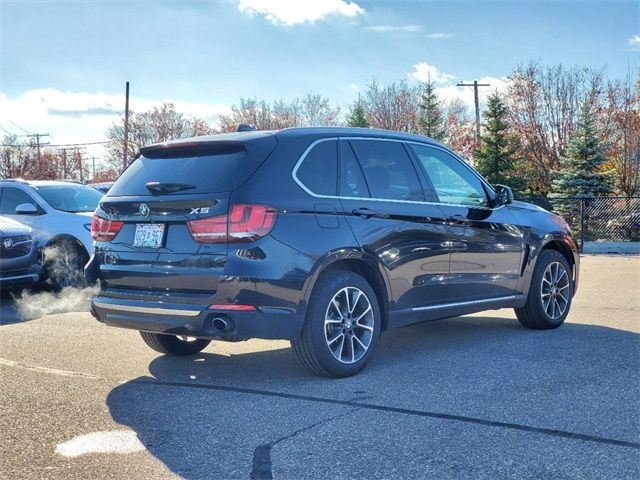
339, 139, 450, 312
408, 143, 524, 301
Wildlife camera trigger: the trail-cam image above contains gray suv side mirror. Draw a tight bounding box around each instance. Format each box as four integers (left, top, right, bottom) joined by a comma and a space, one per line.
15, 203, 39, 215
493, 185, 514, 207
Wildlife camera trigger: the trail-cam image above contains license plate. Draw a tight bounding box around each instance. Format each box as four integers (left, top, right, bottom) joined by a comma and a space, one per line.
133, 224, 165, 248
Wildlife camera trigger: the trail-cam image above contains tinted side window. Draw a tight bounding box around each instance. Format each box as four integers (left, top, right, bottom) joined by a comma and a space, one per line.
410, 144, 488, 207
296, 140, 338, 196
0, 187, 38, 214
339, 141, 369, 198
350, 140, 424, 201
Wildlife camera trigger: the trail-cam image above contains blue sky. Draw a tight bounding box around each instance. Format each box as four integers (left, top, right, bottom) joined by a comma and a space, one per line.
0, 0, 638, 159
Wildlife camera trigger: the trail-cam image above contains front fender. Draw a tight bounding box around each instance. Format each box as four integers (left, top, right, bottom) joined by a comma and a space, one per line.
518, 232, 580, 298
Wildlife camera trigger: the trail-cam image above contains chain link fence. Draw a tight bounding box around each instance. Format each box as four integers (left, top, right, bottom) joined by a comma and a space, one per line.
517, 196, 640, 251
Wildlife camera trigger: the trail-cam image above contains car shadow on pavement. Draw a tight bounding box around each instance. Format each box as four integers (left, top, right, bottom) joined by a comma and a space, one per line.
106, 316, 640, 480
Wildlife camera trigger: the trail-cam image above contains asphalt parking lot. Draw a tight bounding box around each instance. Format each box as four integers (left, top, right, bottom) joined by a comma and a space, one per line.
1, 255, 638, 479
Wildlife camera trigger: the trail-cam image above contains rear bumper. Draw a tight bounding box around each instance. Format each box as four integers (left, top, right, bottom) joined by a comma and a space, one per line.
90, 295, 304, 341
0, 266, 42, 289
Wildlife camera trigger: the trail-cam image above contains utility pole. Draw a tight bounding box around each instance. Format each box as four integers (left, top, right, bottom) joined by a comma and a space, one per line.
89, 156, 97, 180
57, 146, 85, 180
123, 81, 130, 174
456, 80, 490, 141
26, 133, 50, 163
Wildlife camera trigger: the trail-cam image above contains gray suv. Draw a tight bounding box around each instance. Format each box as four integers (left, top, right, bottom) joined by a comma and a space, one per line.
0, 216, 42, 288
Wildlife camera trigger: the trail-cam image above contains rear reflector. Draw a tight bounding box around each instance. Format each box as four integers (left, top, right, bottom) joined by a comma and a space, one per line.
208, 304, 257, 311
91, 214, 124, 242
187, 204, 276, 244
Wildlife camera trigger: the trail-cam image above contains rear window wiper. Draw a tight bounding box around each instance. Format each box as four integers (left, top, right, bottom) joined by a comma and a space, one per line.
145, 182, 197, 194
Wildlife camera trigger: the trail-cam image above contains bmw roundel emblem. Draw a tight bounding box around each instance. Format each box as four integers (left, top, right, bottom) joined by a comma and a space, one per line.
139, 203, 150, 218
3, 238, 14, 249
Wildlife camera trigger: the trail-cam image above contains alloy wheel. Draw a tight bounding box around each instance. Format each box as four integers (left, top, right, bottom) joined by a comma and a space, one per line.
324, 286, 375, 364
541, 261, 570, 320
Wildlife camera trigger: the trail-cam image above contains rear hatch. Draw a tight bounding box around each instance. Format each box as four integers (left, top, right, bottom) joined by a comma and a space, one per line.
94, 134, 276, 297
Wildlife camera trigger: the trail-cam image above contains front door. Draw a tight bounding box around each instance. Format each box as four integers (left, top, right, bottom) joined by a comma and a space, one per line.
407, 143, 524, 302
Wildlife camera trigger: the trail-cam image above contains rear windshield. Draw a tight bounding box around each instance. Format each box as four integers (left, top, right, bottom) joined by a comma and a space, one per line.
108, 152, 246, 196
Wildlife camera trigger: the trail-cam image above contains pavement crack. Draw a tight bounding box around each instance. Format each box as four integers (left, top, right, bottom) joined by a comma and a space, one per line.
135, 378, 640, 450
249, 408, 359, 480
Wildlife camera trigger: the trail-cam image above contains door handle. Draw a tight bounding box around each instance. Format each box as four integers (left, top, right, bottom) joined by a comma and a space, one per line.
352, 208, 378, 219
448, 214, 469, 224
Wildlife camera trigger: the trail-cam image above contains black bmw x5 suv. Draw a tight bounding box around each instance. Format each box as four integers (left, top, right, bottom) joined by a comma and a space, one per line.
87, 127, 579, 377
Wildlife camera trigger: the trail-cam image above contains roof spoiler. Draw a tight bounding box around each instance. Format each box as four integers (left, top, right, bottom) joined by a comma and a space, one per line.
237, 124, 257, 132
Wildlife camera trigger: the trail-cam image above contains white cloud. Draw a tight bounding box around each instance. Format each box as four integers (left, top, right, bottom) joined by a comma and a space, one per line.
237, 0, 364, 25
363, 25, 423, 33
409, 62, 455, 84
426, 32, 455, 39
629, 34, 640, 47
434, 76, 511, 108
0, 89, 230, 162
348, 83, 359, 90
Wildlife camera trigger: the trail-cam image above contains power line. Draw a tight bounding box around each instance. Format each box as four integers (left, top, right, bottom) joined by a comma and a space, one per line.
8, 120, 33, 135
0, 140, 109, 148
0, 124, 15, 136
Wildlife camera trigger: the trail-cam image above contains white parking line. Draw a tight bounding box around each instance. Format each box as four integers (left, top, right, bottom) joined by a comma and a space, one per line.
55, 431, 146, 457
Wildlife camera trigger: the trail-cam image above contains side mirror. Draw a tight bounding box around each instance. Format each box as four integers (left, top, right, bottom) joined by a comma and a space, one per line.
15, 203, 39, 215
493, 185, 514, 207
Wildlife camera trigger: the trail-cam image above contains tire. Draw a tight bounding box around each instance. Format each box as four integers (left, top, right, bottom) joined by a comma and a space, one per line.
292, 270, 381, 378
515, 249, 573, 330
43, 240, 87, 290
139, 331, 212, 356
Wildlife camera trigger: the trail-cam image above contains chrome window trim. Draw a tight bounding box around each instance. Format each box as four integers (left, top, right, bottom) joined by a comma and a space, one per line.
411, 295, 517, 312
291, 136, 500, 210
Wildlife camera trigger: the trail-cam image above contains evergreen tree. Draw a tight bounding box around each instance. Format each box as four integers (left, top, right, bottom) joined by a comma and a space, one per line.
418, 80, 446, 141
473, 92, 523, 193
347, 95, 369, 127
551, 103, 614, 199
550, 103, 614, 229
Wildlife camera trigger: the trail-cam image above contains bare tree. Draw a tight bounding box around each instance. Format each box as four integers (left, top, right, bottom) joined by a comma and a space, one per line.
604, 74, 640, 196
507, 61, 606, 193
218, 94, 340, 132
362, 80, 420, 132
105, 102, 214, 171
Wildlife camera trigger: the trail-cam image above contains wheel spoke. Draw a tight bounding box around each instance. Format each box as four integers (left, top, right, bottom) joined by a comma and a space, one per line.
550, 297, 556, 318
325, 318, 342, 325
331, 298, 344, 320
343, 289, 352, 316
354, 321, 373, 332
354, 305, 372, 323
349, 334, 356, 363
554, 298, 562, 318
327, 331, 344, 346
349, 290, 362, 315
353, 334, 367, 350
336, 334, 346, 359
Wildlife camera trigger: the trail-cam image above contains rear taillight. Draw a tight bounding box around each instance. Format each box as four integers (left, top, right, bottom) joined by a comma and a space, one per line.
187, 204, 277, 244
91, 214, 124, 242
